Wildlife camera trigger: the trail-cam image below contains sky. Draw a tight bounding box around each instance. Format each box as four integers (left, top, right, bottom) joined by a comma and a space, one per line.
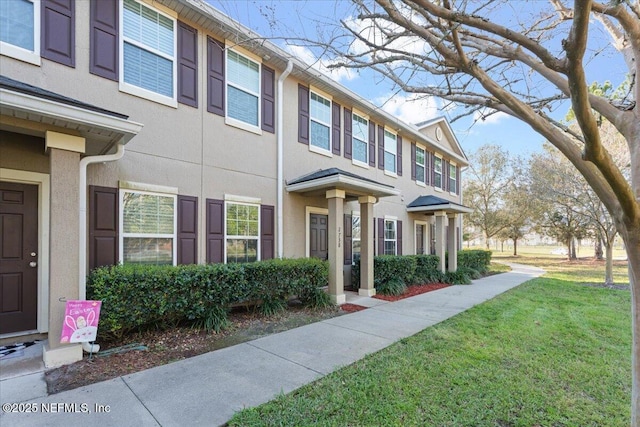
206, 0, 628, 159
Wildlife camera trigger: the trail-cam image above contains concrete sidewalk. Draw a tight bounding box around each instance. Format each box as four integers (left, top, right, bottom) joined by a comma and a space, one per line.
0, 263, 543, 426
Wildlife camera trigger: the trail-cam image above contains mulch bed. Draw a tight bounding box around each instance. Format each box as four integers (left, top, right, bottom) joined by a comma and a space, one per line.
340, 303, 368, 313
373, 283, 451, 302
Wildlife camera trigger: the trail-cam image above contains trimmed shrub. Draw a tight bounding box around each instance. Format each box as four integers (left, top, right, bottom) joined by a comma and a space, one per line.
377, 278, 407, 296
458, 250, 492, 273
458, 266, 481, 280
411, 255, 442, 284
87, 258, 329, 340
442, 270, 472, 285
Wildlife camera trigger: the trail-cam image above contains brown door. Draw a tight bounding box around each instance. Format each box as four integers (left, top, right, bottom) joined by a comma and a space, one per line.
416, 224, 425, 255
0, 181, 38, 335
309, 214, 328, 260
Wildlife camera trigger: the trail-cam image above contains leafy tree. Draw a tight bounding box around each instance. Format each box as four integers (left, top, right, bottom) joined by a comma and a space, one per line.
300, 0, 640, 419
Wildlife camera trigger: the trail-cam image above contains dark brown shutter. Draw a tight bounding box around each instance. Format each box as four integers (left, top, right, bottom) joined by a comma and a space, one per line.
177, 195, 198, 265
261, 65, 275, 133
397, 220, 403, 255
456, 165, 460, 195
368, 121, 376, 166
260, 205, 275, 260
89, 186, 118, 270
425, 151, 431, 185
332, 101, 341, 155
90, 0, 118, 80
378, 125, 384, 170
344, 214, 352, 265
373, 217, 376, 255
397, 135, 403, 176
432, 154, 436, 186
411, 142, 416, 181
206, 199, 224, 263
344, 108, 352, 160
41, 0, 75, 67
298, 84, 310, 144
177, 21, 198, 108
207, 37, 225, 116
378, 218, 385, 255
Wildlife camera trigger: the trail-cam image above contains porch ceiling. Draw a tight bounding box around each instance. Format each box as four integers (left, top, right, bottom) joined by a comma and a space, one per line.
286, 168, 400, 199
407, 195, 473, 214
0, 76, 143, 155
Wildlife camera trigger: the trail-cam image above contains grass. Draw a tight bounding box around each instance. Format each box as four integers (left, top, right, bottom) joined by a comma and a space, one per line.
228, 258, 631, 426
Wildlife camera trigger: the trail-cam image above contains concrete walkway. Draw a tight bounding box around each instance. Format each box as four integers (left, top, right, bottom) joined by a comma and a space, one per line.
0, 263, 543, 426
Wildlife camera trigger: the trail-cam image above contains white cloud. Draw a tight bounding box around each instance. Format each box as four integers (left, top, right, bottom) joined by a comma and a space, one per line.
374, 92, 440, 125
472, 109, 509, 125
285, 45, 356, 83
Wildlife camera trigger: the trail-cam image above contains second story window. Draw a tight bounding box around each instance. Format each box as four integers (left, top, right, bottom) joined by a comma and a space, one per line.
449, 162, 457, 194
352, 113, 368, 164
416, 145, 426, 184
121, 0, 176, 105
227, 50, 260, 128
310, 91, 331, 152
0, 0, 40, 65
384, 130, 397, 175
434, 156, 443, 189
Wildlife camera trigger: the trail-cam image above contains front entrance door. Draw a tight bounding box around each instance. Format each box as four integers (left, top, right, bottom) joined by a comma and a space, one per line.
309, 214, 328, 260
416, 224, 425, 254
0, 181, 38, 335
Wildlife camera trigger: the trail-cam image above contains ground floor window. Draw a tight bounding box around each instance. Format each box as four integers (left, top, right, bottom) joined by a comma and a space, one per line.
384, 219, 397, 255
226, 202, 259, 263
121, 190, 176, 265
352, 214, 361, 263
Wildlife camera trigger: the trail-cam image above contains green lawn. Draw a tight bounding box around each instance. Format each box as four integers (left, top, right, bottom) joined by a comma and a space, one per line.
228, 264, 631, 426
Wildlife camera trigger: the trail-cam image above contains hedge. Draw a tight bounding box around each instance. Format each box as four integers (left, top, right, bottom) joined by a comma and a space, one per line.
458, 250, 492, 273
87, 258, 330, 340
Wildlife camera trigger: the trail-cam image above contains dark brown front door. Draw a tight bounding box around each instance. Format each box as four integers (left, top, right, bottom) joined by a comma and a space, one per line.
309, 214, 328, 260
1, 181, 38, 335
416, 224, 425, 255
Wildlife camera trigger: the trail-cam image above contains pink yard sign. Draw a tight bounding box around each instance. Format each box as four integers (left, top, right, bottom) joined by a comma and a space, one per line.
60, 300, 101, 344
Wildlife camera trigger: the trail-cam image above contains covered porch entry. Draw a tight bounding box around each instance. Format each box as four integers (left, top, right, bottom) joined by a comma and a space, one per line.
287, 168, 399, 304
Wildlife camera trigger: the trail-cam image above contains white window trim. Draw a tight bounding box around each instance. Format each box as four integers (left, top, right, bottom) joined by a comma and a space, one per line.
0, 0, 41, 65
383, 128, 397, 176
305, 206, 328, 258
434, 154, 443, 191
224, 200, 261, 264
383, 217, 397, 256
415, 143, 427, 187
449, 161, 457, 196
119, 189, 178, 266
118, 0, 178, 108
224, 46, 262, 135
351, 111, 369, 167
309, 88, 333, 156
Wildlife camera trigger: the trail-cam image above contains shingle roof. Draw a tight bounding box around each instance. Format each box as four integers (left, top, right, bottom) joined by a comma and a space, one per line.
407, 195, 469, 210
0, 75, 129, 120
288, 168, 394, 188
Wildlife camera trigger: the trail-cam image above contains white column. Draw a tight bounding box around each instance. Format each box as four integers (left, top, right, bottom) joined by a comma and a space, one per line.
434, 211, 447, 273
448, 213, 458, 272
326, 189, 346, 304
358, 196, 376, 297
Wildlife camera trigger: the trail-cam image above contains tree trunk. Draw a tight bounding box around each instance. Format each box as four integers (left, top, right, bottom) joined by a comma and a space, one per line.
513, 237, 518, 256
570, 238, 577, 260
595, 232, 603, 260
501, 240, 504, 252
622, 227, 640, 427
604, 241, 614, 285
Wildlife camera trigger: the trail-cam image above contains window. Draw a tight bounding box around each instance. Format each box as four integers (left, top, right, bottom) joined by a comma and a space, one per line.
227, 49, 260, 128
384, 130, 397, 174
434, 156, 443, 189
121, 190, 176, 265
352, 114, 368, 164
0, 0, 40, 65
226, 202, 259, 263
449, 163, 457, 194
416, 146, 426, 184
121, 0, 176, 104
352, 214, 361, 263
384, 219, 397, 255
310, 91, 331, 152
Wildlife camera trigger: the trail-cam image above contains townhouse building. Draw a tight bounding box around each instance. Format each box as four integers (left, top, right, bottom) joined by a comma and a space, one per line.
0, 0, 470, 367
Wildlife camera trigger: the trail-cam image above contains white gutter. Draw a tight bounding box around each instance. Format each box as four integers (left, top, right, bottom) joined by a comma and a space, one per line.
277, 60, 293, 258
78, 143, 125, 299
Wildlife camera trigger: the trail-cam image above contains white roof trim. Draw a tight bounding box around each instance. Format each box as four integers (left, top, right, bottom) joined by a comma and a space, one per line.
286, 174, 400, 197
407, 203, 473, 214
416, 116, 467, 162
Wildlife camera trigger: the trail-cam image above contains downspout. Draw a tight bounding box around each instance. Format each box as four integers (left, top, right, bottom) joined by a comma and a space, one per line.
78, 143, 125, 300
277, 60, 294, 258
